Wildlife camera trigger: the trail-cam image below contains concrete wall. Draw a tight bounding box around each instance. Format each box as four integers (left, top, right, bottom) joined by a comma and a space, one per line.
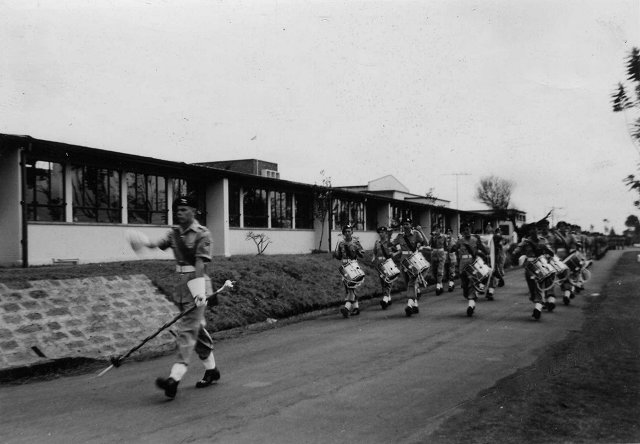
207, 178, 229, 257
28, 224, 173, 265
0, 148, 21, 266
228, 228, 316, 255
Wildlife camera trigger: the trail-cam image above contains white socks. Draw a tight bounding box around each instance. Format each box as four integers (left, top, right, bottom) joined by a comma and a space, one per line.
169, 363, 187, 381
202, 353, 216, 370
535, 303, 543, 311
468, 299, 476, 308
407, 298, 418, 307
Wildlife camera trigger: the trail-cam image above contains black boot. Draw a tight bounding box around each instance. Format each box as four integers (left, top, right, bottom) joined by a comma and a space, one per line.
155, 377, 179, 398
195, 368, 221, 388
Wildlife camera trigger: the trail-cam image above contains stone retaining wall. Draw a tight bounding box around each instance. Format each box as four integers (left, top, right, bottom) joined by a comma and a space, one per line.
0, 275, 179, 370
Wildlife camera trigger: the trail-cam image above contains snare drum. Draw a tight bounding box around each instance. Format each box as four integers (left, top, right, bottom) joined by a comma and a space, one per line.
563, 252, 582, 272
339, 260, 365, 288
525, 256, 555, 282
377, 258, 401, 284
548, 255, 569, 276
401, 252, 430, 277
463, 256, 491, 282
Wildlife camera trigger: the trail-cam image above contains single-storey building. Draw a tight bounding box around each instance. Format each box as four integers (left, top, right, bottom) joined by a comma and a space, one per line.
0, 134, 522, 266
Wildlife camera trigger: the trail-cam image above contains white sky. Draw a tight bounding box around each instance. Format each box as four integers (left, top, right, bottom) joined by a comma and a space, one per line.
2, 0, 639, 233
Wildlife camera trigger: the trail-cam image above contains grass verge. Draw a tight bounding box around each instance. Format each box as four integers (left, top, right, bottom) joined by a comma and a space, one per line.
428, 251, 640, 444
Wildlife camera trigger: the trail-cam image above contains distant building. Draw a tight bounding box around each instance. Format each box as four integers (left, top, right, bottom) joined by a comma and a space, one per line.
0, 134, 524, 266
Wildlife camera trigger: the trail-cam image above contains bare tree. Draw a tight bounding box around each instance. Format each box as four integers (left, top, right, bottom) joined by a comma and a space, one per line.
474, 175, 514, 210
245, 232, 272, 255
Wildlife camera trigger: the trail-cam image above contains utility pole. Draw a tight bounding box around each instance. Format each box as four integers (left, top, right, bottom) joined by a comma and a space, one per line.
442, 172, 471, 210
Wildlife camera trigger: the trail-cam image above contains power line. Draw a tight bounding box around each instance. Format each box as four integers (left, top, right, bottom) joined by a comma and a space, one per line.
441, 172, 471, 210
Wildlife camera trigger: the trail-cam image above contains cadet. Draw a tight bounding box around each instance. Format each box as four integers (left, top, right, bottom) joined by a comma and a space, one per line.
450, 224, 489, 317
428, 224, 448, 295
334, 224, 365, 318
140, 196, 220, 399
392, 217, 428, 317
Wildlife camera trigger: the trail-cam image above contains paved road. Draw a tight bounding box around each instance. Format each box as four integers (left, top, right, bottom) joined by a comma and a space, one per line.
0, 249, 624, 444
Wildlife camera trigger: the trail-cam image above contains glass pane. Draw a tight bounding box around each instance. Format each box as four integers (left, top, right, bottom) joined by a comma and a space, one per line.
51, 163, 64, 202
151, 211, 167, 225
157, 176, 166, 211
228, 183, 240, 227
71, 167, 84, 208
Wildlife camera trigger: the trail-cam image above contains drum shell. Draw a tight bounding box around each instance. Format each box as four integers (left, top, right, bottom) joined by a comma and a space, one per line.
377, 258, 400, 282
401, 252, 430, 277
563, 253, 582, 272
525, 256, 555, 282
339, 260, 365, 284
464, 257, 491, 281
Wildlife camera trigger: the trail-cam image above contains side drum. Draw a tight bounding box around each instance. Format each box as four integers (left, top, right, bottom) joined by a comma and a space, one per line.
339, 260, 366, 288
377, 258, 401, 284
401, 252, 430, 278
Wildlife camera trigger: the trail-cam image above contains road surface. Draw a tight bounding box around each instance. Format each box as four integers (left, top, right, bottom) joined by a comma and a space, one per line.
0, 249, 622, 444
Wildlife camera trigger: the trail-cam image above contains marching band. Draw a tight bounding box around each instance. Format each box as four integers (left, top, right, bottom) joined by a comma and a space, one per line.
331, 216, 595, 321
126, 198, 600, 399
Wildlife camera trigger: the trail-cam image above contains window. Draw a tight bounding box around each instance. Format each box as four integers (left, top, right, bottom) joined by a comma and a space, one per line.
391, 205, 414, 226
333, 198, 365, 231
25, 160, 65, 221
72, 166, 121, 223
431, 212, 445, 229
294, 193, 314, 229
271, 191, 292, 228
365, 202, 378, 231
126, 173, 167, 224
228, 182, 241, 227
243, 187, 268, 228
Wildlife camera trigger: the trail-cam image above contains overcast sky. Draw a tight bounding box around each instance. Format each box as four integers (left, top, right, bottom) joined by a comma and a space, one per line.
2, 0, 639, 233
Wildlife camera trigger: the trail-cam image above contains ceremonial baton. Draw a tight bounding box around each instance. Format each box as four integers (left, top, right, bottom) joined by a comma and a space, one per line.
95, 279, 235, 377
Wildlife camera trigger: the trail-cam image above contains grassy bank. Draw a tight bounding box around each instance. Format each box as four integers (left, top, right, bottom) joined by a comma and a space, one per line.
429, 251, 640, 444
0, 253, 409, 332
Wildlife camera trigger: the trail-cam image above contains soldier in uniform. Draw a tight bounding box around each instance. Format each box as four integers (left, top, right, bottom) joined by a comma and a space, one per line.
444, 228, 457, 292
141, 196, 220, 399
428, 224, 448, 295
372, 226, 400, 309
493, 226, 506, 288
450, 224, 489, 317
392, 217, 427, 317
513, 222, 556, 320
334, 224, 365, 318
554, 221, 579, 304
536, 219, 558, 311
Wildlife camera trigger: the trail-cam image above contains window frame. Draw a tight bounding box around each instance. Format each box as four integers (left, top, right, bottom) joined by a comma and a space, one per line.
71, 165, 121, 223
25, 158, 65, 222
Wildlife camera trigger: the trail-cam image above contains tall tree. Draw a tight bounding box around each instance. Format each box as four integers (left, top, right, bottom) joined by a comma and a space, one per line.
625, 214, 640, 228
612, 47, 640, 207
474, 175, 514, 210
